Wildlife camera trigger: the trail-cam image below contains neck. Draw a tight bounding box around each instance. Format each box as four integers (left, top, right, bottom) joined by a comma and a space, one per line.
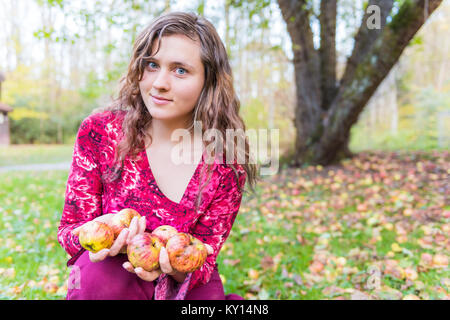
148, 117, 204, 152
149, 117, 191, 146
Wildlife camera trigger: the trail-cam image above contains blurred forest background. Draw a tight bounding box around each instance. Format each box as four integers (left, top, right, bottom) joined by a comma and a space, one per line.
0, 0, 448, 161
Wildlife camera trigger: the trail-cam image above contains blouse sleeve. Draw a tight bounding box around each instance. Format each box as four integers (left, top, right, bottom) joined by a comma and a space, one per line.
57, 115, 104, 261
187, 167, 246, 292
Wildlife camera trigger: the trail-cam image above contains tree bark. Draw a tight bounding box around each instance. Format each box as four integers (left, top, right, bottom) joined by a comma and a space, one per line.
319, 0, 337, 110
277, 0, 322, 166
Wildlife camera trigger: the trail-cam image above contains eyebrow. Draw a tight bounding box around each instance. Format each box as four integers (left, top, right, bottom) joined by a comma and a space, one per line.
147, 57, 195, 70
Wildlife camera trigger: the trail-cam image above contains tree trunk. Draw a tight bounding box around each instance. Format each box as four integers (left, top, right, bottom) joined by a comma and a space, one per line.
278, 0, 443, 166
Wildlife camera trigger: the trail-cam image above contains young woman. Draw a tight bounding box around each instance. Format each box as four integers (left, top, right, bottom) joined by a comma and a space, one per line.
57, 11, 259, 300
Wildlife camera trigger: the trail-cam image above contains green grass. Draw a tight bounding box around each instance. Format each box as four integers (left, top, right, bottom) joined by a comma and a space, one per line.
0, 170, 70, 299
0, 144, 73, 167
0, 149, 448, 300
349, 124, 449, 153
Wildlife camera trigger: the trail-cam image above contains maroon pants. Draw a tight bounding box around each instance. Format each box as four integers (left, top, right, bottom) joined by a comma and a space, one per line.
66, 251, 243, 300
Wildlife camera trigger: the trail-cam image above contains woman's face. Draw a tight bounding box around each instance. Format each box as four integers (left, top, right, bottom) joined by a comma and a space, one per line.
139, 34, 205, 124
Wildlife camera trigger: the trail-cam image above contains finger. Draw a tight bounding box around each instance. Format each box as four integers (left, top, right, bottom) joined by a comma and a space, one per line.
126, 217, 137, 244
89, 248, 110, 263
135, 267, 162, 282
138, 216, 146, 235
205, 244, 214, 255
122, 262, 135, 273
127, 217, 139, 244
109, 228, 129, 256
159, 247, 174, 275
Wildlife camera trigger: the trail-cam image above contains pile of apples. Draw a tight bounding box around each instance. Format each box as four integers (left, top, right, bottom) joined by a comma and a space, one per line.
77, 208, 207, 273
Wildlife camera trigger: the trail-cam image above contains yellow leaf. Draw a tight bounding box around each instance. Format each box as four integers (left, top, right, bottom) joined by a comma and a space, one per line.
391, 243, 402, 253
403, 294, 421, 300
248, 269, 259, 280
336, 257, 347, 267
386, 251, 395, 258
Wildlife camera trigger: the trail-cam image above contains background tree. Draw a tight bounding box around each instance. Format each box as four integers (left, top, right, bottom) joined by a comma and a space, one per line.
277, 0, 443, 166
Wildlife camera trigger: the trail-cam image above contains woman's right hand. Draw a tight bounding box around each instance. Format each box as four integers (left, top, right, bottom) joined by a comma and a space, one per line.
72, 214, 147, 263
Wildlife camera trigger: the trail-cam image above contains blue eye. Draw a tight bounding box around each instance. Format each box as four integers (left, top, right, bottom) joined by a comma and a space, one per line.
176, 67, 187, 75
147, 61, 187, 75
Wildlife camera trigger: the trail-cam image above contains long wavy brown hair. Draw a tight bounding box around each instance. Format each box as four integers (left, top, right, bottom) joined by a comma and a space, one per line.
92, 11, 259, 210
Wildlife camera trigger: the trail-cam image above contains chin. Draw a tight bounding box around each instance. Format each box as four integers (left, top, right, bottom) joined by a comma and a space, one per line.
147, 106, 171, 117
148, 107, 191, 122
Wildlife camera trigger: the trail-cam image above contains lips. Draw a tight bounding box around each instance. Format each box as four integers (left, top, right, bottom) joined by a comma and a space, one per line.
151, 95, 171, 101
151, 95, 172, 105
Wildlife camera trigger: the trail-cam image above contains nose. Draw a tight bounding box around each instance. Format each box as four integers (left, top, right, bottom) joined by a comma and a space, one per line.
152, 69, 171, 91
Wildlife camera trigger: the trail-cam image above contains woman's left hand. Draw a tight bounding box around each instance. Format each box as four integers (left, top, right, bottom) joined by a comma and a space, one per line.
122, 243, 214, 282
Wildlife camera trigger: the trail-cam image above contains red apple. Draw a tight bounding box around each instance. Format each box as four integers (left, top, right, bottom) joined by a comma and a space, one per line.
151, 225, 178, 246
166, 233, 208, 273
109, 208, 141, 239
79, 221, 114, 253
127, 233, 163, 272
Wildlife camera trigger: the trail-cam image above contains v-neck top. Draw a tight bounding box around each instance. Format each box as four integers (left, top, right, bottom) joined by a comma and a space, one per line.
57, 110, 246, 294
142, 144, 205, 206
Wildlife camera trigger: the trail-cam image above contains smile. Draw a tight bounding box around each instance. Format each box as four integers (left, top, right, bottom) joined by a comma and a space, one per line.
151, 95, 172, 105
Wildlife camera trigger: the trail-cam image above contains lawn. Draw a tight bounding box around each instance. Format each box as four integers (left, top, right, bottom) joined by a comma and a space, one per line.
0, 144, 74, 167
0, 149, 448, 299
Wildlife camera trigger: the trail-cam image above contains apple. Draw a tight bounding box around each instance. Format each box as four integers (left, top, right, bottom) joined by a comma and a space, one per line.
127, 233, 163, 272
79, 221, 114, 253
151, 225, 178, 246
166, 233, 208, 273
109, 208, 141, 239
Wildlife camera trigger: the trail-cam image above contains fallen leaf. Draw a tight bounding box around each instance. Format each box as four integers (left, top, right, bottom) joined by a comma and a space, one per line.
260, 255, 274, 271
248, 269, 259, 280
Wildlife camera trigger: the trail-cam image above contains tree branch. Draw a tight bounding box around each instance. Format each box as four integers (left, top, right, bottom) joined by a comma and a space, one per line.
339, 0, 394, 88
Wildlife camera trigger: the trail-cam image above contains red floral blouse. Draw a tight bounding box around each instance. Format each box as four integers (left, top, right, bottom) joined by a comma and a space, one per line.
57, 110, 246, 299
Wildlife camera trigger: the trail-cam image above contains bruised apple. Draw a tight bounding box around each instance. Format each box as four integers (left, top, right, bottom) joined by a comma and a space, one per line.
127, 233, 163, 272
79, 221, 114, 253
166, 233, 208, 273
109, 208, 141, 239
151, 225, 178, 246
